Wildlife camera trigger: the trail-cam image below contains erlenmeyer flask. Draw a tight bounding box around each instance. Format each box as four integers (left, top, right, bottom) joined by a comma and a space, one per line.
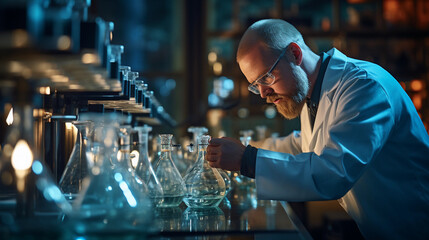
171, 137, 188, 177
117, 125, 149, 194
152, 134, 185, 208
183, 126, 208, 174
183, 135, 225, 208
134, 125, 164, 207
73, 113, 152, 233
59, 120, 93, 202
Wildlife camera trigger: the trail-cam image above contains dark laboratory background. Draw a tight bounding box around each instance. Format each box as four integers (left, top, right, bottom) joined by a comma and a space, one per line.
0, 0, 428, 239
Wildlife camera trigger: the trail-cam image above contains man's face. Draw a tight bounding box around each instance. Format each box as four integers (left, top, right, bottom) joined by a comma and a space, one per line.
238, 46, 309, 119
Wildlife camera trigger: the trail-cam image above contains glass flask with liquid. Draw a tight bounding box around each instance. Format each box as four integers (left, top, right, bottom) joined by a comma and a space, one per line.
152, 134, 185, 207
183, 135, 225, 208
72, 113, 152, 233
134, 125, 164, 207
59, 120, 93, 202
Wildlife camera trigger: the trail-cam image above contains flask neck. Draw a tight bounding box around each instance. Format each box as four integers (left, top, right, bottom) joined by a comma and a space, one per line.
196, 144, 208, 165
137, 133, 149, 154
160, 144, 172, 152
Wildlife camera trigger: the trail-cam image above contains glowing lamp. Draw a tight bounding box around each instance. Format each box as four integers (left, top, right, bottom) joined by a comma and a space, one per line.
11, 140, 34, 192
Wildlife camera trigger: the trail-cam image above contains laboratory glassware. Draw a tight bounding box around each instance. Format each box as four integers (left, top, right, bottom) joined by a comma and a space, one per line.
59, 120, 93, 202
218, 169, 231, 196
182, 207, 226, 232
183, 135, 226, 208
117, 125, 149, 194
134, 125, 164, 207
72, 113, 152, 233
183, 126, 208, 174
232, 130, 255, 189
152, 134, 185, 207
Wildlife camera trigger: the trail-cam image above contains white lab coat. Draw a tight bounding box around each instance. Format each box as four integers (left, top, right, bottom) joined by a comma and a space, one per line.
253, 48, 429, 239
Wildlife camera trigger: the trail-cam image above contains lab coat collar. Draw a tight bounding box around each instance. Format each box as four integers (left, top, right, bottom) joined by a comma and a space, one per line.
308, 48, 348, 146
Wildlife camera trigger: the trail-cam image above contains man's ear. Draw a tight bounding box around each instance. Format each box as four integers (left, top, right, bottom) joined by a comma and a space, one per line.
288, 42, 303, 65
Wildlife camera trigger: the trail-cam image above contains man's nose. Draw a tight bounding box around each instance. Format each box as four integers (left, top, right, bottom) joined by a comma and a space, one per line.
259, 85, 273, 98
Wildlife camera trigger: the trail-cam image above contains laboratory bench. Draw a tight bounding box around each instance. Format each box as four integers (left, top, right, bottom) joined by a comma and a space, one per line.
0, 187, 312, 240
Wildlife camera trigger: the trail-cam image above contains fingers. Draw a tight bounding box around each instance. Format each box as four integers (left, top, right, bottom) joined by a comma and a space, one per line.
208, 160, 219, 168
205, 154, 218, 162
207, 145, 221, 155
209, 137, 224, 145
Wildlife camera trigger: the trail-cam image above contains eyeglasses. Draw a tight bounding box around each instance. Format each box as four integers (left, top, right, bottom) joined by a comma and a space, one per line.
247, 47, 287, 95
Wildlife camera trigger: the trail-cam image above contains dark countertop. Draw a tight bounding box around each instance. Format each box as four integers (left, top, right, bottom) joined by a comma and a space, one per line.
0, 187, 312, 240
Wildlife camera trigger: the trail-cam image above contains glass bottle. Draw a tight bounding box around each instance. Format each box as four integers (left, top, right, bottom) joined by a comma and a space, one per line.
183, 126, 208, 174
152, 134, 185, 207
59, 120, 93, 202
73, 113, 152, 233
183, 135, 226, 208
134, 125, 164, 207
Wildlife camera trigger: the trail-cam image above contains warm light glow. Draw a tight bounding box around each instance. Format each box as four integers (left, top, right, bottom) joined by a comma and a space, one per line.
57, 35, 71, 50
400, 81, 406, 90
208, 52, 217, 64
213, 62, 222, 75
39, 86, 51, 95
68, 84, 82, 90
410, 79, 424, 92
207, 109, 224, 127
110, 32, 113, 41
51, 74, 69, 83
6, 108, 13, 125
65, 122, 75, 131
11, 140, 34, 178
82, 53, 99, 64
12, 29, 29, 48
321, 17, 331, 31
33, 109, 45, 118
412, 94, 423, 110
117, 151, 123, 162
130, 150, 139, 168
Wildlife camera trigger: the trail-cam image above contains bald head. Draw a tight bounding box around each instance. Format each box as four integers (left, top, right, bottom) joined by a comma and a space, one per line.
236, 19, 306, 62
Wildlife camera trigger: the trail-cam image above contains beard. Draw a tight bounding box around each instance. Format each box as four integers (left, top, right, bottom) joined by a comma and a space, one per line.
268, 63, 309, 119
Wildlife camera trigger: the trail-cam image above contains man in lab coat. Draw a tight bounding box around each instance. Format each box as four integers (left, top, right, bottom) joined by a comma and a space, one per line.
206, 19, 429, 239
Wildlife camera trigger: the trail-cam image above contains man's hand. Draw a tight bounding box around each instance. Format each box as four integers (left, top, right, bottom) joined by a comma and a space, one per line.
206, 137, 246, 171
